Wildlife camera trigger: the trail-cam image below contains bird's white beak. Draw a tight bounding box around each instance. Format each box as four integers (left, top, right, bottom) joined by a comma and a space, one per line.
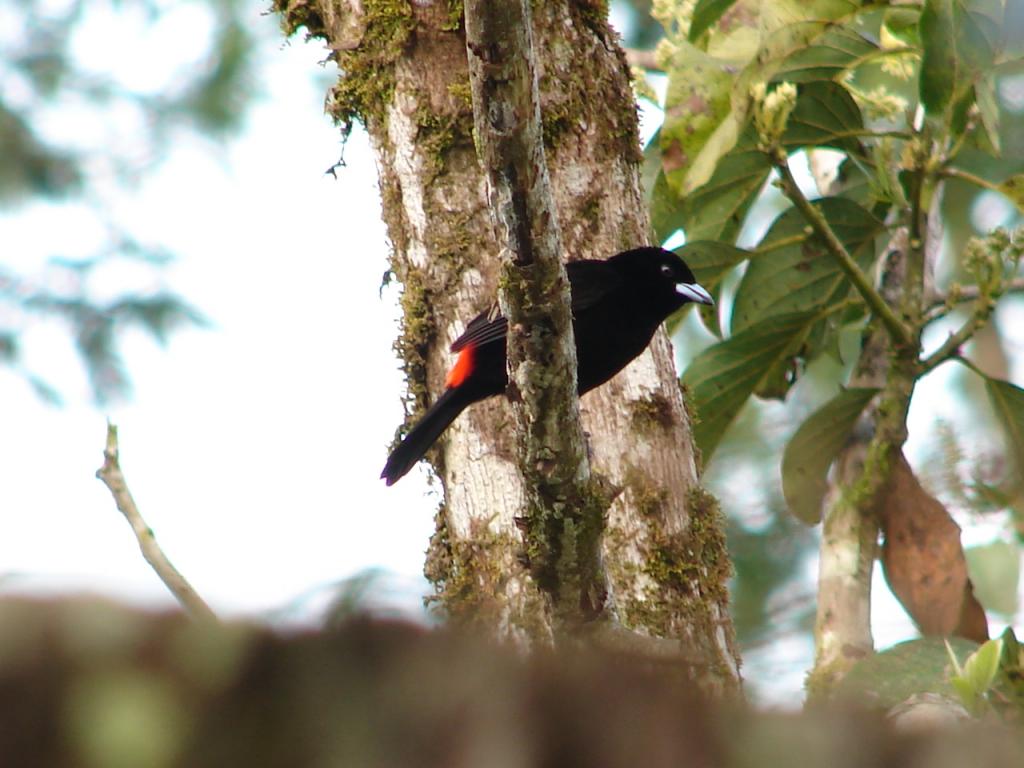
676, 282, 714, 305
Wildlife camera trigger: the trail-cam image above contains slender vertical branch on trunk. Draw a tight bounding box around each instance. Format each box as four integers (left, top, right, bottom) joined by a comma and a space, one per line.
808, 194, 939, 691
809, 245, 904, 690
463, 0, 607, 622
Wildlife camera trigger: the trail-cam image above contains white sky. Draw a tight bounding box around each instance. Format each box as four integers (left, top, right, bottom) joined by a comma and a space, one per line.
2, 0, 1020, 705
1, 4, 437, 619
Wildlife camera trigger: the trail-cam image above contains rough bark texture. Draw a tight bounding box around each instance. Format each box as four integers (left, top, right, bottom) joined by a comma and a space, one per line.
274, 0, 739, 692
464, 0, 606, 622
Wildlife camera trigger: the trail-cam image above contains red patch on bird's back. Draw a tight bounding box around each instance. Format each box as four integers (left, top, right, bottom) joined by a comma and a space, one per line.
445, 343, 475, 388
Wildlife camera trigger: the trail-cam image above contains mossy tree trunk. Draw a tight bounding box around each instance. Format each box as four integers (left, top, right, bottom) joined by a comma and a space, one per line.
274, 0, 740, 694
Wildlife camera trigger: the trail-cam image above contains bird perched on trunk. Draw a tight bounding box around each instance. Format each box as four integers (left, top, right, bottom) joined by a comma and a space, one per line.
381, 246, 712, 485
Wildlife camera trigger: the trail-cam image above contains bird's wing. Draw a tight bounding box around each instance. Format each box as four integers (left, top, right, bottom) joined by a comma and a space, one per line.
451, 303, 506, 352
564, 259, 622, 313
449, 260, 620, 352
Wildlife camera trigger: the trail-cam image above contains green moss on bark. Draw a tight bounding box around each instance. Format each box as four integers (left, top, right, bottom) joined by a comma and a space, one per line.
273, 0, 326, 38
629, 393, 676, 434
443, 0, 464, 30
414, 99, 475, 179
426, 516, 549, 634
273, 0, 414, 129
616, 479, 735, 677
394, 270, 436, 421
624, 466, 669, 517
332, 1, 415, 129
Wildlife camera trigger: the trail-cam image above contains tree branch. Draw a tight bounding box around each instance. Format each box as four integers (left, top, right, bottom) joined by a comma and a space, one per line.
96, 423, 217, 622
925, 277, 1024, 319
624, 48, 660, 71
464, 0, 606, 622
920, 299, 996, 372
772, 154, 916, 349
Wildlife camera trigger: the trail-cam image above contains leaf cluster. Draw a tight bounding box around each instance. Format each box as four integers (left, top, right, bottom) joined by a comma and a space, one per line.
835, 628, 1024, 723
642, 0, 1024, 525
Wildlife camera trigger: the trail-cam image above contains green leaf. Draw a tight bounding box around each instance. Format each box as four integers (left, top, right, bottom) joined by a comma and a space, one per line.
781, 387, 878, 524
674, 241, 750, 291
782, 81, 865, 156
838, 636, 980, 708
673, 241, 750, 338
660, 41, 737, 196
679, 127, 771, 243
689, 0, 739, 42
983, 376, 1024, 472
919, 0, 998, 125
920, 0, 959, 115
832, 156, 878, 209
753, 13, 863, 74
965, 541, 1021, 616
997, 627, 1024, 710
650, 171, 687, 244
975, 73, 1001, 154
961, 637, 1004, 698
731, 197, 883, 334
882, 7, 922, 48
681, 312, 816, 462
771, 25, 878, 83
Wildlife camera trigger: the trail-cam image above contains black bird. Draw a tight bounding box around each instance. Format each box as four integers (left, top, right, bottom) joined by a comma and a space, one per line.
381, 246, 712, 485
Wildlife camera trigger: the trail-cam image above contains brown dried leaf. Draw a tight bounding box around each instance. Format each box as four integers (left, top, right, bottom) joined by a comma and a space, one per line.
878, 455, 988, 642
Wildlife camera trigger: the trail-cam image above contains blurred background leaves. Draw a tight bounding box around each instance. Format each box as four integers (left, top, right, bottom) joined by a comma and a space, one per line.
1, 0, 259, 404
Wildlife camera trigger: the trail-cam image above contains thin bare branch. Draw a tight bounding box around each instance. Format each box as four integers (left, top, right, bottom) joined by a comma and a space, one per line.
625, 47, 660, 71
96, 423, 217, 622
920, 299, 996, 372
925, 277, 1024, 319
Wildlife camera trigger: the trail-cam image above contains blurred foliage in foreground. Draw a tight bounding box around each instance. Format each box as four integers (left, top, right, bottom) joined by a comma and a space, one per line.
2, 597, 1023, 766
0, 0, 262, 403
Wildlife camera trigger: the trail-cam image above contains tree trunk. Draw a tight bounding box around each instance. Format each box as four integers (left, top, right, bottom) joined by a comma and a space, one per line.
274, 0, 740, 694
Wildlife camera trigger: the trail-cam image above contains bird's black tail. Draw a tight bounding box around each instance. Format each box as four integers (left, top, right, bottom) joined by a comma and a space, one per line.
381, 387, 470, 485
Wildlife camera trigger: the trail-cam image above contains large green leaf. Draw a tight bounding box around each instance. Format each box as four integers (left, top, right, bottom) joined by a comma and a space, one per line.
771, 25, 878, 83
650, 171, 686, 244
882, 6, 922, 48
660, 41, 738, 196
679, 127, 770, 243
965, 541, 1020, 617
984, 376, 1024, 474
975, 72, 1001, 154
781, 387, 878, 524
730, 197, 883, 334
682, 312, 816, 462
670, 82, 868, 249
919, 0, 999, 123
672, 241, 751, 337
782, 81, 865, 156
674, 241, 750, 290
688, 0, 739, 42
837, 637, 980, 708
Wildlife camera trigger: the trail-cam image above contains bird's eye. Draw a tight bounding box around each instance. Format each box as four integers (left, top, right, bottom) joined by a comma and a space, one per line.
659, 263, 673, 277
